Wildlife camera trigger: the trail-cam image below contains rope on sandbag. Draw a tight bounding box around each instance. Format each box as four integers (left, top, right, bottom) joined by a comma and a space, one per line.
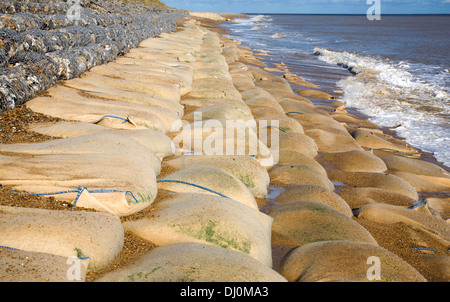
13, 187, 140, 206
285, 111, 304, 115
156, 179, 231, 199
0, 245, 90, 260
369, 147, 420, 157
263, 125, 286, 133
411, 247, 437, 253
92, 115, 131, 124
408, 201, 427, 210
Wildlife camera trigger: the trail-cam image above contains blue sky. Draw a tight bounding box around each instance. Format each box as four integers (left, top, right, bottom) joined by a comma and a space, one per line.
163, 0, 450, 14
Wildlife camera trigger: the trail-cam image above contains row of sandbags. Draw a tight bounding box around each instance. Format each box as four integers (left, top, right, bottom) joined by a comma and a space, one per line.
250, 50, 450, 280
0, 19, 288, 282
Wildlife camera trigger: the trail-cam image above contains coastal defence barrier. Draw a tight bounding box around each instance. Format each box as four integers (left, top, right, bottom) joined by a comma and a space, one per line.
0, 0, 187, 111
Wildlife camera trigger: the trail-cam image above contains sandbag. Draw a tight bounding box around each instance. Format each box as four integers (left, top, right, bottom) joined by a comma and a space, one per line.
327, 169, 419, 200
356, 203, 450, 252
0, 153, 158, 217
0, 206, 124, 270
26, 124, 175, 160
317, 150, 387, 173
337, 187, 418, 209
305, 129, 364, 153
0, 132, 162, 175
269, 164, 334, 191
181, 98, 251, 115
123, 193, 273, 266
184, 104, 254, 123
279, 241, 426, 282
95, 242, 287, 282
89, 64, 192, 97
425, 197, 450, 220
157, 166, 258, 210
352, 129, 420, 157
0, 248, 88, 282
294, 89, 332, 100
275, 184, 353, 217
268, 201, 377, 247
164, 155, 269, 198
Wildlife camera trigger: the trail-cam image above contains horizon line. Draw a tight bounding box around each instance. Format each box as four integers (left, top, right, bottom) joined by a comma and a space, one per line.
239, 13, 450, 15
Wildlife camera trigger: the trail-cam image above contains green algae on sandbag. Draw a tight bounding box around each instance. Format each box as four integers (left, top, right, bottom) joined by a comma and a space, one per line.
279, 241, 426, 282
275, 185, 353, 217
124, 192, 273, 266
94, 242, 287, 282
0, 206, 124, 270
164, 155, 269, 198
269, 201, 377, 247
157, 166, 258, 210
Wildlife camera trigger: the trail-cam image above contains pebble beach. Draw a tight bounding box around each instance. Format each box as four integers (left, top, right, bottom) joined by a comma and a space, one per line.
0, 1, 449, 284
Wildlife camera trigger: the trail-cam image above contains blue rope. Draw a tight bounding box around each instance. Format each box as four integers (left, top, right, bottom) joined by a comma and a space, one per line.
411, 247, 437, 253
264, 126, 286, 133
286, 111, 304, 115
92, 115, 130, 124
408, 201, 427, 210
157, 179, 230, 199
0, 246, 90, 259
369, 148, 420, 156
13, 187, 140, 205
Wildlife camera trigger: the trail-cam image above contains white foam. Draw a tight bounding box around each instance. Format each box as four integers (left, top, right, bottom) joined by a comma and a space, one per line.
314, 47, 450, 167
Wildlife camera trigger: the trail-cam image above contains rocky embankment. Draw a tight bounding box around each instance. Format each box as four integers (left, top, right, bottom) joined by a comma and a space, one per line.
0, 0, 186, 111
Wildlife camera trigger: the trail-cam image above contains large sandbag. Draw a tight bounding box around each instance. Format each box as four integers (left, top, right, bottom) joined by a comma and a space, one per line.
184, 104, 254, 123
289, 112, 350, 136
27, 93, 181, 133
95, 242, 287, 282
293, 89, 332, 100
279, 98, 328, 116
326, 170, 419, 200
89, 64, 192, 96
164, 155, 269, 198
181, 98, 251, 115
157, 166, 258, 210
275, 184, 353, 217
123, 193, 273, 266
0, 248, 88, 282
255, 115, 304, 134
425, 197, 450, 220
279, 241, 426, 282
0, 153, 158, 216
352, 129, 420, 157
305, 129, 364, 153
170, 123, 275, 167
269, 164, 334, 191
263, 132, 318, 159
193, 67, 232, 81
75, 72, 181, 103
356, 203, 450, 252
392, 171, 450, 192
381, 155, 450, 192
317, 150, 387, 173
268, 201, 377, 247
187, 81, 242, 100
0, 132, 162, 175
337, 187, 418, 209
26, 124, 175, 160
0, 206, 124, 270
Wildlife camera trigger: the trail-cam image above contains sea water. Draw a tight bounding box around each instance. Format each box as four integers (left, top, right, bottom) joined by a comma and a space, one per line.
220, 14, 449, 168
